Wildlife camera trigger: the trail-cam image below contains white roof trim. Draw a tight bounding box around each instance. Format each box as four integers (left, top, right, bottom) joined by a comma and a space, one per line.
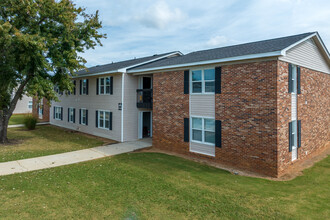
127, 51, 282, 73
72, 51, 182, 78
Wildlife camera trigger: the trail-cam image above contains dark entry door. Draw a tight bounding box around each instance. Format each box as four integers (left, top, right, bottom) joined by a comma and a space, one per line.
142, 112, 151, 138
143, 77, 152, 89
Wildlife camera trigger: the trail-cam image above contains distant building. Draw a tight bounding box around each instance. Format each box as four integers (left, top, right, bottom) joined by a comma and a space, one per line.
13, 94, 33, 114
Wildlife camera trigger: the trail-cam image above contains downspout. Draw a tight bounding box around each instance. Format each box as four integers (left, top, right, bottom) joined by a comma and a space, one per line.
121, 72, 125, 142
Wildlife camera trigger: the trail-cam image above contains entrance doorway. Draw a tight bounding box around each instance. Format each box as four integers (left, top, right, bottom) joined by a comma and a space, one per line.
139, 111, 152, 139
141, 77, 152, 90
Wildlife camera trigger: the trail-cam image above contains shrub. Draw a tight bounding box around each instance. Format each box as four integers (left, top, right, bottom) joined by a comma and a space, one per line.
23, 115, 38, 130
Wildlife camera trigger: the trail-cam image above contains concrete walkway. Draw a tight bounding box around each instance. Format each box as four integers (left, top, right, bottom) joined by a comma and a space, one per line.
8, 122, 50, 128
0, 139, 152, 176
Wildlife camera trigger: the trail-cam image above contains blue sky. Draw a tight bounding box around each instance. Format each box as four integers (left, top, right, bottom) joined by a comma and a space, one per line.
75, 0, 330, 67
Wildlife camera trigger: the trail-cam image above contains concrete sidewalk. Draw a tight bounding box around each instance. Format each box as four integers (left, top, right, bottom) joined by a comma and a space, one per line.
8, 122, 50, 128
0, 139, 152, 176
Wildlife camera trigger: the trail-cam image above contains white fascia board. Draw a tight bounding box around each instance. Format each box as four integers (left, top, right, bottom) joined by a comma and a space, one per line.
72, 70, 121, 78
127, 51, 282, 73
120, 51, 183, 72
72, 52, 182, 78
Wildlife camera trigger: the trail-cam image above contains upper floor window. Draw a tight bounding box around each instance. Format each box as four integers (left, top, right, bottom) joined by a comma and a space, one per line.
191, 69, 215, 94
99, 77, 111, 95
80, 79, 89, 95
191, 117, 215, 145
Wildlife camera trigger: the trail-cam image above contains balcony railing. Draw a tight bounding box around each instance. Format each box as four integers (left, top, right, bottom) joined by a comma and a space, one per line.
137, 89, 153, 109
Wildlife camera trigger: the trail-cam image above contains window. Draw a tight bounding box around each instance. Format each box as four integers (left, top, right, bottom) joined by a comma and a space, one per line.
54, 106, 62, 120
80, 109, 87, 125
191, 117, 215, 144
82, 79, 88, 95
290, 65, 297, 94
28, 101, 33, 109
99, 77, 111, 95
98, 110, 111, 129
191, 68, 215, 94
68, 108, 75, 123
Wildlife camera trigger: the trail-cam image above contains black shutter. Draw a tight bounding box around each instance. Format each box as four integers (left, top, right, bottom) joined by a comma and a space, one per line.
95, 110, 98, 127
79, 109, 81, 124
297, 66, 301, 94
109, 112, 113, 130
80, 80, 82, 95
60, 107, 63, 120
215, 67, 222, 94
184, 70, 189, 94
298, 120, 301, 148
86, 110, 88, 125
86, 79, 89, 95
53, 107, 55, 119
110, 76, 113, 95
288, 64, 293, 93
96, 78, 99, 95
73, 80, 76, 95
73, 108, 76, 123
215, 120, 222, 148
184, 118, 189, 142
289, 122, 292, 152
68, 108, 70, 122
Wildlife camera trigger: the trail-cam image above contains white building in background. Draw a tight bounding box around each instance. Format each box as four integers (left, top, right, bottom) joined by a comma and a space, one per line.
13, 94, 33, 114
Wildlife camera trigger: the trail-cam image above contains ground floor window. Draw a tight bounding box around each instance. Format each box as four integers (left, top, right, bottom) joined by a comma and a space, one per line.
191, 117, 215, 145
98, 110, 111, 129
28, 101, 33, 109
80, 109, 88, 125
54, 106, 62, 120
68, 108, 75, 123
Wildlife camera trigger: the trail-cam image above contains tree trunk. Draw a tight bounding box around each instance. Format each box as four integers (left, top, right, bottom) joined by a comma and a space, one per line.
0, 111, 9, 144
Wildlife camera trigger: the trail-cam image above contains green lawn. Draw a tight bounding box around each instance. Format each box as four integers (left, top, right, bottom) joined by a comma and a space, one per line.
0, 125, 106, 162
0, 152, 329, 219
9, 114, 27, 125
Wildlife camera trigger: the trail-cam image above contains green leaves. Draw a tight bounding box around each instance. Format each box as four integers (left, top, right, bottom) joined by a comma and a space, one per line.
0, 0, 105, 109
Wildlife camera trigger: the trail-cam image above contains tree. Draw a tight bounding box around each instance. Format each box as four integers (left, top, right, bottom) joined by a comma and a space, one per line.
0, 0, 106, 143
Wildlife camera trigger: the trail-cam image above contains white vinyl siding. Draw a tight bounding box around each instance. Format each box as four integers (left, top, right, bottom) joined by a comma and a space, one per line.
190, 95, 215, 117
190, 142, 215, 157
280, 38, 330, 74
50, 76, 122, 142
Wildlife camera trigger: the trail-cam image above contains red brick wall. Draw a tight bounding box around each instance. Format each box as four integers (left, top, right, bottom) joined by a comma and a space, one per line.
152, 70, 189, 154
32, 97, 50, 122
153, 60, 279, 177
216, 60, 278, 177
277, 61, 330, 175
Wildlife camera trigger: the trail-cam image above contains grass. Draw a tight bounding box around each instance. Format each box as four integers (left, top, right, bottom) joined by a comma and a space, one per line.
9, 114, 27, 125
0, 152, 329, 219
0, 125, 105, 162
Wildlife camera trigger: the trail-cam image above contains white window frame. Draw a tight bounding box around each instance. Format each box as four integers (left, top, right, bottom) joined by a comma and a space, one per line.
190, 67, 215, 94
69, 107, 74, 123
54, 106, 62, 120
82, 79, 88, 95
28, 101, 33, 109
99, 77, 111, 95
190, 116, 215, 146
81, 108, 87, 125
97, 110, 111, 130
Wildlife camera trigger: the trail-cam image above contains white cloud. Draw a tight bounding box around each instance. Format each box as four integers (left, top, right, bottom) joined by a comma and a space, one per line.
207, 36, 229, 47
136, 1, 186, 29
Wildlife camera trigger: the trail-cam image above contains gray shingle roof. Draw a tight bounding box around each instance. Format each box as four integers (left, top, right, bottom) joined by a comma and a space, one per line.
129, 32, 315, 71
75, 51, 180, 76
